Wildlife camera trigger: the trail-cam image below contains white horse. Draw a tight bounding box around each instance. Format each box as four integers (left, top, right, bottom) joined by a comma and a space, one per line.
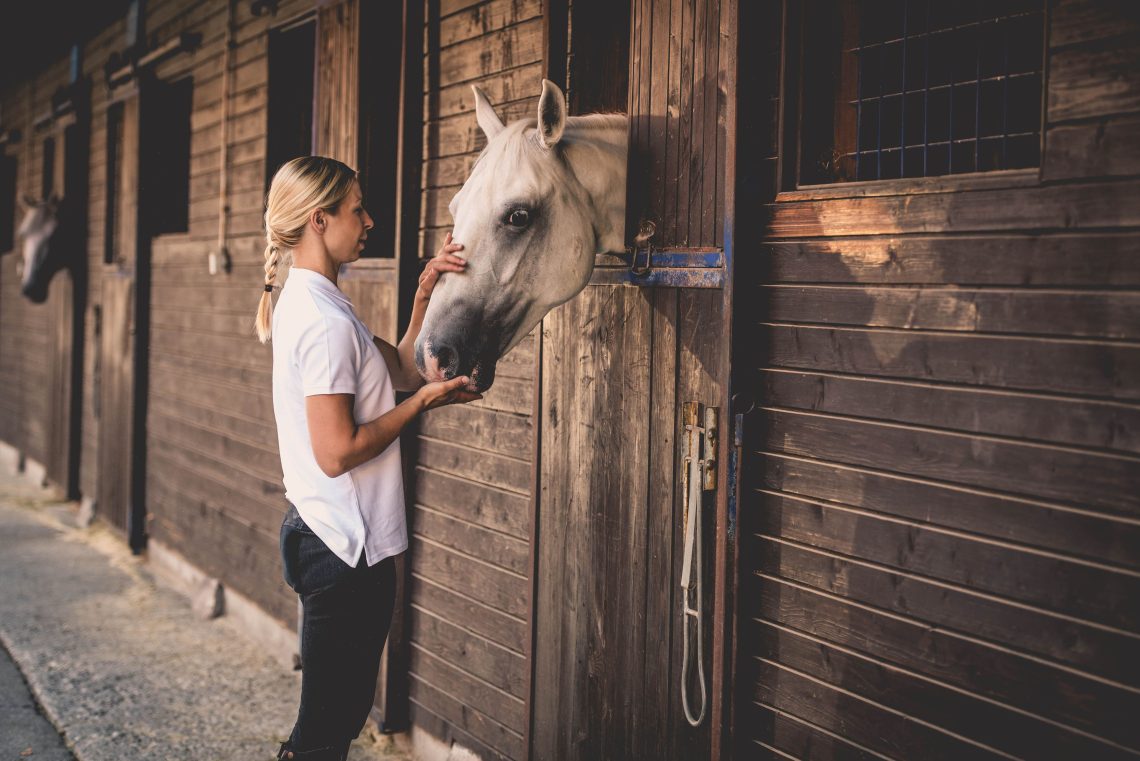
415, 79, 628, 391
16, 194, 65, 304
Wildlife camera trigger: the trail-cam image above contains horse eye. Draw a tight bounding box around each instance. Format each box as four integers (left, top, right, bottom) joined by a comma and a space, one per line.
506, 209, 530, 228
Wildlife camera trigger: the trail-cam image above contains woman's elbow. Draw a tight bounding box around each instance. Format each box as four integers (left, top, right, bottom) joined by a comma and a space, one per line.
315, 453, 350, 479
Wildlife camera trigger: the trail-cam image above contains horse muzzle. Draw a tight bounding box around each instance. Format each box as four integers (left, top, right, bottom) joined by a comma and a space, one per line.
415, 332, 500, 393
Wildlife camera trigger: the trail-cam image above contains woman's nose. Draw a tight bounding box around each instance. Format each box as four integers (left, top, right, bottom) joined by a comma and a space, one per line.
364, 211, 374, 230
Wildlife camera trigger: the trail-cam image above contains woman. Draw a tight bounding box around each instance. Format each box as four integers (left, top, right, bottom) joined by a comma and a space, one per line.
254, 156, 477, 760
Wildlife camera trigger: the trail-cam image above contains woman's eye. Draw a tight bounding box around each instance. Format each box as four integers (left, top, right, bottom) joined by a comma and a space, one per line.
506, 209, 530, 228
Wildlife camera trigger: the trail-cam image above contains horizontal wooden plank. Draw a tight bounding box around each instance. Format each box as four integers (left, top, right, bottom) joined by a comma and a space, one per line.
752, 536, 1140, 685
439, 0, 542, 49
766, 181, 1140, 237
410, 643, 525, 735
760, 452, 1140, 571
416, 437, 530, 494
145, 403, 283, 504
438, 18, 543, 89
764, 324, 1140, 400
148, 358, 274, 421
1049, 0, 1140, 48
424, 153, 479, 189
746, 618, 1133, 760
147, 445, 284, 535
410, 573, 526, 653
749, 574, 1140, 748
1044, 117, 1140, 181
149, 390, 276, 450
762, 285, 1140, 339
413, 505, 529, 576
1048, 34, 1140, 122
431, 62, 545, 121
756, 491, 1140, 630
761, 369, 1140, 454
409, 678, 523, 761
424, 99, 534, 159
150, 347, 272, 389
440, 0, 482, 16
468, 374, 534, 415
741, 701, 885, 761
410, 536, 528, 619
748, 656, 1005, 761
410, 606, 526, 698
418, 404, 533, 460
411, 466, 530, 539
149, 326, 274, 373
760, 408, 1139, 515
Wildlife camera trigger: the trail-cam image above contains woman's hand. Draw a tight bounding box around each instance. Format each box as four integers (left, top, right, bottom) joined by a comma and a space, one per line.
417, 232, 466, 302
415, 375, 482, 412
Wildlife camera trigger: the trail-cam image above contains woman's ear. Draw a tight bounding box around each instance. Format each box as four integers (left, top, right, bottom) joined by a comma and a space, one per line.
310, 207, 326, 234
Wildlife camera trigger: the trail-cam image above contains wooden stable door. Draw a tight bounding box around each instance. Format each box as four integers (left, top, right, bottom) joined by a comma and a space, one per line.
532, 1, 738, 759
97, 88, 144, 546
43, 114, 89, 499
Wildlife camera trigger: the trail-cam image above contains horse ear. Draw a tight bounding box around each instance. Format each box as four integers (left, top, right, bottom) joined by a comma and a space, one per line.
472, 85, 504, 141
537, 79, 567, 149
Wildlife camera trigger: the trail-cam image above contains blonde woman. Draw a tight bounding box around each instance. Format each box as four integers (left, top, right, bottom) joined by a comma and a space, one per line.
256, 156, 477, 761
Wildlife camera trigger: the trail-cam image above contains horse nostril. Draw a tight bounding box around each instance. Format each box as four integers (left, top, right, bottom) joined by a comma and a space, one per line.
435, 346, 457, 379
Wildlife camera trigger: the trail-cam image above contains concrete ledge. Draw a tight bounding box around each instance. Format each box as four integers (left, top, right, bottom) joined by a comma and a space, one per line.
147, 539, 299, 672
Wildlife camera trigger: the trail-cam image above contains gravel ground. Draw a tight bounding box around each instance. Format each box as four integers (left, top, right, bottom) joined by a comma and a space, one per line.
0, 473, 409, 761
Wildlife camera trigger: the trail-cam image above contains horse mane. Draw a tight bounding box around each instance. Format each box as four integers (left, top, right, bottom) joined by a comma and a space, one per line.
565, 113, 628, 131
465, 111, 627, 185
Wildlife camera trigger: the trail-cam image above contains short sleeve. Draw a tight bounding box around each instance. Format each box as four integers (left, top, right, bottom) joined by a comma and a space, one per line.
295, 316, 360, 397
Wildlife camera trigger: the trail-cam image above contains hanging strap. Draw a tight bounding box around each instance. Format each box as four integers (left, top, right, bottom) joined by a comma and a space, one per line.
681, 421, 707, 727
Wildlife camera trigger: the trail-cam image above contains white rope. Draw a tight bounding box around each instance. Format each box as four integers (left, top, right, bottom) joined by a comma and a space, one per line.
681, 423, 707, 727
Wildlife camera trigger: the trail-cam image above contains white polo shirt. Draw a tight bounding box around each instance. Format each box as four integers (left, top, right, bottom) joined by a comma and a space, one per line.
271, 266, 407, 567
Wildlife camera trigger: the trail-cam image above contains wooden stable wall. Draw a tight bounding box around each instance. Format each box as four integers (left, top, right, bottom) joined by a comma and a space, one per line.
739, 1, 1140, 758
0, 59, 73, 477
137, 0, 314, 628
407, 2, 542, 759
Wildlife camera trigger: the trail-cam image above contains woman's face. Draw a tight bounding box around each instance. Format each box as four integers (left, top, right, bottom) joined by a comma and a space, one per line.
323, 181, 373, 264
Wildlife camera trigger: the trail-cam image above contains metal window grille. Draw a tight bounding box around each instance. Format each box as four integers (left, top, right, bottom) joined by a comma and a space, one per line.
799, 0, 1045, 185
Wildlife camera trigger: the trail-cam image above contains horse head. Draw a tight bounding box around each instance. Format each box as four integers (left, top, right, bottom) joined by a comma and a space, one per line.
16, 193, 67, 303
415, 79, 628, 392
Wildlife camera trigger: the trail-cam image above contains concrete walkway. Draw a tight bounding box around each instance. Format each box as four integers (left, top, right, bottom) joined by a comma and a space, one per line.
0, 471, 409, 761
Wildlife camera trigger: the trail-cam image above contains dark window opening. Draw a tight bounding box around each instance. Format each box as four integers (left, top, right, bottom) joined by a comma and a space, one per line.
266, 17, 315, 190
42, 136, 56, 197
356, 1, 403, 257
798, 0, 1045, 185
141, 76, 192, 235
0, 154, 16, 251
104, 102, 123, 264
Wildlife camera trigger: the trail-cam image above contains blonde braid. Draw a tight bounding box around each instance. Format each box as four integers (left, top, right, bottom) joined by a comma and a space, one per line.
255, 242, 280, 343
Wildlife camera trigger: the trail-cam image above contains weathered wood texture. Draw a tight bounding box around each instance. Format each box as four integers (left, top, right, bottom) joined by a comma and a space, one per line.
408, 2, 541, 758
533, 1, 732, 759
314, 0, 359, 165
740, 2, 1140, 758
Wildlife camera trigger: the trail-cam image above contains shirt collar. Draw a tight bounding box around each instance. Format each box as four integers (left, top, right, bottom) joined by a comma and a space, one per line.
285, 266, 352, 306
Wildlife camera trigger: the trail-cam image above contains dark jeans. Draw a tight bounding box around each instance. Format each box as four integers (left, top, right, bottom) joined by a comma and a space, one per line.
280, 504, 397, 758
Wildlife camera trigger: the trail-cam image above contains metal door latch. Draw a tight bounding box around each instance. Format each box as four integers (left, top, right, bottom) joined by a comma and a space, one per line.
680, 401, 717, 727
631, 219, 656, 275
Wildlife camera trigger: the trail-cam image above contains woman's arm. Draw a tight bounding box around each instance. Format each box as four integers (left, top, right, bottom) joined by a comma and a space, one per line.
375, 233, 467, 391
306, 374, 479, 478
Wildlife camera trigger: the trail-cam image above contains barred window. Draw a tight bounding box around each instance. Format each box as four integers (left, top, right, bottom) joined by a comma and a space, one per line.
798, 0, 1045, 185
